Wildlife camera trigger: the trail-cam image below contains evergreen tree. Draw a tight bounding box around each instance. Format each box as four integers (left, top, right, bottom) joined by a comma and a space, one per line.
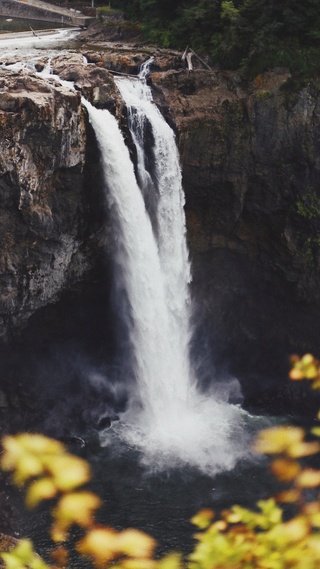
107, 0, 320, 75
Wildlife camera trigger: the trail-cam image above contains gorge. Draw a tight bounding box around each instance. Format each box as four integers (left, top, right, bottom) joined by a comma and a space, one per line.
0, 31, 320, 445
81, 60, 247, 474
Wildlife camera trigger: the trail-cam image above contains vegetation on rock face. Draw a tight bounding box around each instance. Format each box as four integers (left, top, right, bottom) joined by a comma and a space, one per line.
95, 0, 320, 76
1, 353, 320, 568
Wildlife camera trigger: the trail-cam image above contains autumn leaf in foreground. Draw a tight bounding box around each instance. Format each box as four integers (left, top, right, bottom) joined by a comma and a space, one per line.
51, 492, 101, 542
44, 455, 91, 491
253, 426, 305, 455
77, 527, 156, 566
0, 539, 49, 569
26, 477, 58, 508
77, 528, 121, 565
290, 354, 320, 381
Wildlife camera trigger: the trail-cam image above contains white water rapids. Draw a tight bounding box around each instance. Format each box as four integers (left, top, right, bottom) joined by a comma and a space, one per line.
83, 61, 249, 474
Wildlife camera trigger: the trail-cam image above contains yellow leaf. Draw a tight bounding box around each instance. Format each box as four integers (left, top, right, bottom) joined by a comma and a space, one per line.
296, 469, 320, 488
44, 455, 91, 491
11, 540, 34, 563
0, 540, 49, 569
309, 513, 320, 527
303, 502, 320, 515
289, 368, 305, 381
1, 437, 26, 471
253, 426, 304, 454
289, 354, 320, 382
276, 489, 301, 503
190, 509, 214, 529
304, 364, 319, 379
212, 520, 228, 531
157, 553, 182, 569
121, 560, 157, 569
117, 530, 156, 558
53, 491, 101, 533
50, 523, 67, 544
270, 458, 301, 481
278, 517, 309, 543
30, 557, 49, 569
286, 441, 320, 458
306, 535, 320, 554
15, 434, 65, 456
1, 553, 24, 569
13, 455, 43, 486
77, 528, 119, 565
301, 354, 315, 365
26, 477, 57, 508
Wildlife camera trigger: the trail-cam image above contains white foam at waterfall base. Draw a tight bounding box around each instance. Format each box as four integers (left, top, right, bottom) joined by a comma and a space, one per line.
111, 393, 249, 474
83, 93, 250, 476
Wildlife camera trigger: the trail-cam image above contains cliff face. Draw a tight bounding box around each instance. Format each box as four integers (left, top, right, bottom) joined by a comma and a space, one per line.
0, 56, 121, 342
0, 68, 85, 340
150, 67, 320, 407
151, 68, 320, 303
1, 48, 320, 413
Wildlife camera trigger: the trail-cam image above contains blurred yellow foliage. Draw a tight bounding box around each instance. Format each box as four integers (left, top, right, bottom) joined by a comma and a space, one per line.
44, 455, 91, 492
77, 528, 156, 567
1, 434, 90, 490
52, 491, 101, 541
290, 353, 320, 387
77, 527, 120, 564
1, 353, 320, 569
0, 433, 161, 569
1, 539, 49, 569
26, 477, 57, 508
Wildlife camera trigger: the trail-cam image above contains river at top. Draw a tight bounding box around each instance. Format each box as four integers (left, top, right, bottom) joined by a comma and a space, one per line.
1, 27, 285, 562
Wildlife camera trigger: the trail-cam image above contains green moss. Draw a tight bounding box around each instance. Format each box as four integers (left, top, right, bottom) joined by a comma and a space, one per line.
255, 90, 273, 101
291, 187, 320, 266
222, 100, 245, 125
295, 188, 320, 220
96, 6, 122, 16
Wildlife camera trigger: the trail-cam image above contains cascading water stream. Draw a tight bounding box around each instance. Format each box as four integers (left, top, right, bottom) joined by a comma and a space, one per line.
84, 61, 249, 474
114, 60, 194, 408
82, 97, 181, 415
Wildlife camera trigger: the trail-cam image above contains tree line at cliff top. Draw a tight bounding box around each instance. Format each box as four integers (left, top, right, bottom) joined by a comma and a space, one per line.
97, 0, 320, 76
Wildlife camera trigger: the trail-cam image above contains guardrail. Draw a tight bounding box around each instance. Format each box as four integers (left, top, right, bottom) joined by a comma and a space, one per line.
0, 0, 94, 27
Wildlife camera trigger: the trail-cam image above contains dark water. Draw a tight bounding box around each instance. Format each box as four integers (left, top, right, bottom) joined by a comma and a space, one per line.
16, 415, 281, 563
88, 439, 276, 554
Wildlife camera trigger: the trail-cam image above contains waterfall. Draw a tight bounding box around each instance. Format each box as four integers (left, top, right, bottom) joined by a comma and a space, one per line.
83, 63, 248, 474
114, 59, 194, 408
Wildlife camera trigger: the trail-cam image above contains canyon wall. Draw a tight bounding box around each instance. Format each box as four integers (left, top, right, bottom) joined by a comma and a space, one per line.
0, 68, 87, 340
0, 58, 122, 342
1, 50, 320, 414
150, 67, 320, 409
